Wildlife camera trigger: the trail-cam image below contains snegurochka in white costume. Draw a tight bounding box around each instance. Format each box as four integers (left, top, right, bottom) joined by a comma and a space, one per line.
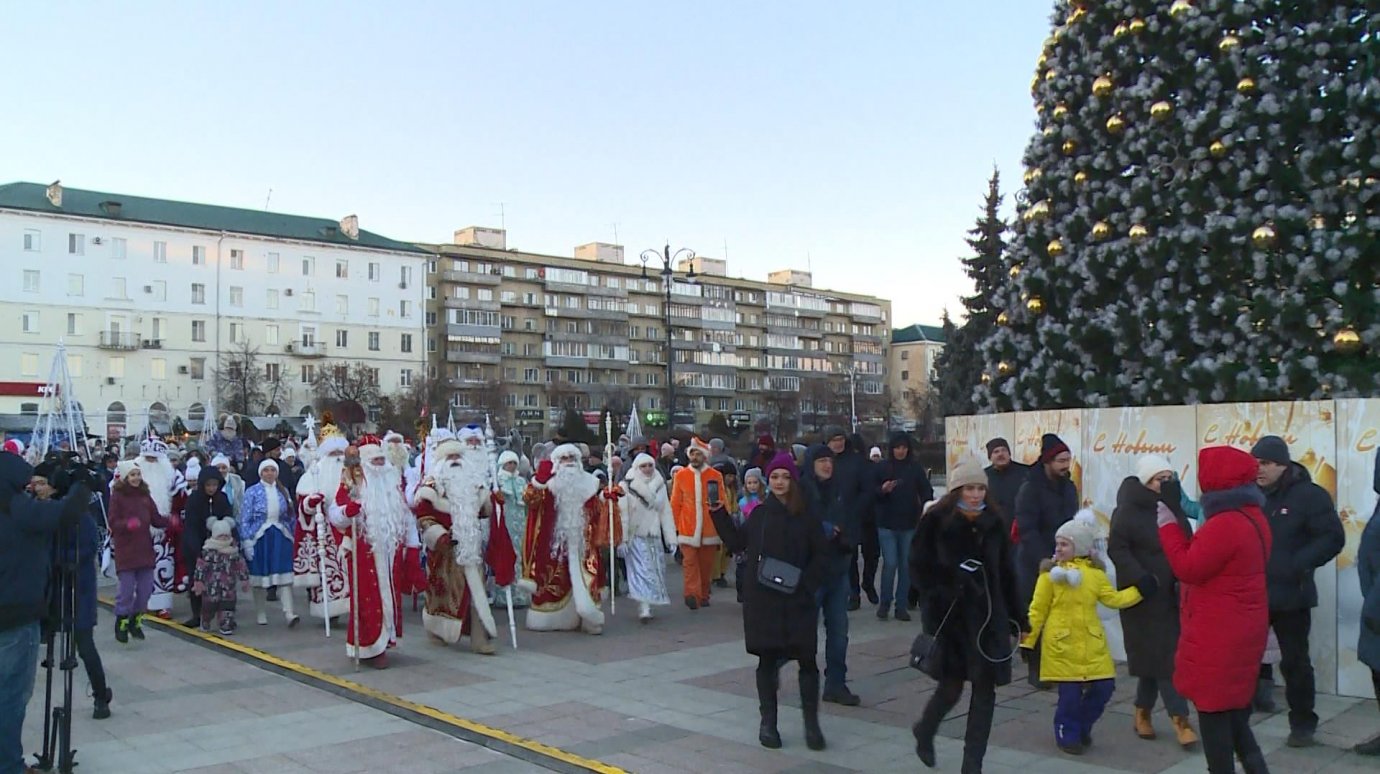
621, 453, 678, 623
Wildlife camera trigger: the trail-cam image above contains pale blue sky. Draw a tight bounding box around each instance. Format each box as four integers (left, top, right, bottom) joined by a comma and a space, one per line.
1, 1, 1052, 326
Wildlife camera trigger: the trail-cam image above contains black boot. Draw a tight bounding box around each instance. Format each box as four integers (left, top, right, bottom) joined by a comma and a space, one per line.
129, 613, 146, 641
756, 667, 781, 749
114, 615, 129, 644
1241, 750, 1271, 774
93, 686, 113, 720
799, 669, 826, 751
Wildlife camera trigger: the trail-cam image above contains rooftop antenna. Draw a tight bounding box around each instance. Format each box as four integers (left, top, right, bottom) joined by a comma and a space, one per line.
494, 202, 506, 231
611, 223, 619, 245
264, 188, 273, 210
723, 238, 729, 262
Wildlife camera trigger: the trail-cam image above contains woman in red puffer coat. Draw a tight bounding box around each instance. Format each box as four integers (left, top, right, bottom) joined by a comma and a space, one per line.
1158, 446, 1271, 774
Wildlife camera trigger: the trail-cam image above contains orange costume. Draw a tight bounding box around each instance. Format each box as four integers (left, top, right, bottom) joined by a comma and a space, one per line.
670, 438, 724, 608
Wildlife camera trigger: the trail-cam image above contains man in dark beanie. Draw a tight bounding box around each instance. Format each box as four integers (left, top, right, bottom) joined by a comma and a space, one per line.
1014, 432, 1078, 689
1250, 434, 1344, 747
984, 437, 1029, 535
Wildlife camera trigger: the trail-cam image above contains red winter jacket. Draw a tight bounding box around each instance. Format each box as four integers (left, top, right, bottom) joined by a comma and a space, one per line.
1160, 486, 1272, 712
109, 482, 171, 571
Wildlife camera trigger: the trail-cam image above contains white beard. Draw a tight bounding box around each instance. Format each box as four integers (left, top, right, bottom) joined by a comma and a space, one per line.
386, 443, 409, 471
434, 460, 485, 566
361, 463, 410, 559
461, 447, 490, 485
311, 456, 346, 498
548, 463, 598, 555
140, 457, 175, 515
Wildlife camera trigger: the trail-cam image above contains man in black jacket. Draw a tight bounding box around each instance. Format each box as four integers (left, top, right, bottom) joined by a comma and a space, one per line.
984, 437, 1029, 533
1251, 435, 1346, 748
1014, 432, 1078, 689
801, 444, 861, 706
821, 428, 874, 610
0, 452, 91, 774
872, 432, 933, 621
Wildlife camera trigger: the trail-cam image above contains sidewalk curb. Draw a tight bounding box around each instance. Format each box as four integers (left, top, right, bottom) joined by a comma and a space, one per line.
98, 597, 626, 774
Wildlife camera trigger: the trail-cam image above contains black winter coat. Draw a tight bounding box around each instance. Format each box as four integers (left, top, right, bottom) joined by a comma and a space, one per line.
1262, 464, 1344, 611
0, 454, 87, 633
181, 467, 232, 563
985, 462, 1030, 533
798, 473, 852, 578
1107, 477, 1191, 679
712, 495, 830, 661
1014, 470, 1078, 600
910, 500, 1026, 686
872, 434, 933, 531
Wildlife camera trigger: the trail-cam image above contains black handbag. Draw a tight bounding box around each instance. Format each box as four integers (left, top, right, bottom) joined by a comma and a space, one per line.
755, 512, 803, 595
909, 599, 957, 678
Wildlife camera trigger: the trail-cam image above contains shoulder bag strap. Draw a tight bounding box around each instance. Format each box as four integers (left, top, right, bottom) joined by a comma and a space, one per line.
1240, 511, 1268, 565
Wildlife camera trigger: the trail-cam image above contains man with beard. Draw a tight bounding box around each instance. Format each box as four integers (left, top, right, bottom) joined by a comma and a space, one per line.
328, 435, 419, 667
384, 431, 410, 473
516, 444, 622, 634
293, 420, 351, 622
413, 436, 515, 654
134, 434, 188, 616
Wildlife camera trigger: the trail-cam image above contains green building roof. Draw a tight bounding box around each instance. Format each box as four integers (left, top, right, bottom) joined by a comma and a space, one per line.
0, 181, 427, 254
892, 323, 946, 345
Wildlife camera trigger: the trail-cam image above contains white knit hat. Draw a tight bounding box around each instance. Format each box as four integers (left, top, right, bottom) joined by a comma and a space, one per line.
1135, 455, 1173, 486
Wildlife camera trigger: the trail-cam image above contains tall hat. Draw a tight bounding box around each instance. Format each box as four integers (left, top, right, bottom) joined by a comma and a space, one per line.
458, 423, 484, 446
139, 433, 169, 459
318, 410, 347, 456
357, 433, 384, 461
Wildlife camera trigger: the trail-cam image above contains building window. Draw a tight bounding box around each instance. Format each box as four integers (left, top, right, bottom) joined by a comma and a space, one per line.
21, 353, 38, 377
229, 323, 244, 344
192, 245, 206, 265
300, 364, 315, 384
428, 337, 437, 353
302, 256, 315, 276
335, 329, 348, 348
153, 241, 167, 263
192, 320, 206, 342
368, 332, 380, 351
453, 286, 471, 300
368, 297, 380, 317
67, 355, 82, 377
400, 333, 413, 353
301, 290, 315, 311
108, 237, 126, 259
400, 300, 412, 318
477, 288, 494, 302
400, 369, 413, 388
368, 262, 380, 281
22, 229, 40, 251
150, 358, 167, 380
66, 313, 80, 336
265, 362, 281, 381
229, 286, 244, 307
109, 277, 128, 299
901, 370, 909, 381
191, 283, 206, 304
336, 260, 349, 279
428, 285, 436, 301
266, 252, 280, 273
22, 310, 39, 333
267, 289, 279, 309
22, 270, 39, 292
265, 325, 279, 346
108, 357, 125, 379
68, 233, 84, 255
425, 311, 437, 326
400, 266, 412, 288
900, 349, 909, 360
301, 326, 317, 347
189, 358, 205, 380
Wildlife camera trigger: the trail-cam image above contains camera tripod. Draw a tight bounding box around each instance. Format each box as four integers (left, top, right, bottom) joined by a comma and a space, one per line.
32, 517, 82, 773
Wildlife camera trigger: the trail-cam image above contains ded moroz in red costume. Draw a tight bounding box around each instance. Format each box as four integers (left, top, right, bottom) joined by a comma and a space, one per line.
292, 419, 351, 620
328, 435, 420, 667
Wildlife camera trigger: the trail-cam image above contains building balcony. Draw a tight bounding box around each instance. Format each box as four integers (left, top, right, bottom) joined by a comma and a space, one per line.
441, 270, 502, 286
98, 331, 142, 350
284, 342, 327, 358
446, 350, 502, 365
443, 297, 501, 312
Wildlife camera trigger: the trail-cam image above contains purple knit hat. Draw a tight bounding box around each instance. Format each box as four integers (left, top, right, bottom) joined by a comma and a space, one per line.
764, 450, 799, 480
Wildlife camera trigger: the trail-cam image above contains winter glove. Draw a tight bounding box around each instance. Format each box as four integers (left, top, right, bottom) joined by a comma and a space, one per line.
1155, 500, 1176, 529
534, 459, 555, 485
602, 485, 624, 500
1134, 573, 1159, 600
1019, 645, 1033, 664
336, 487, 353, 507
344, 501, 361, 518
305, 492, 325, 511
490, 491, 505, 507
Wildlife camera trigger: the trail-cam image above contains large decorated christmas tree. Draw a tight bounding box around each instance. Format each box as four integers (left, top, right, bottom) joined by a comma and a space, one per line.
977, 0, 1379, 412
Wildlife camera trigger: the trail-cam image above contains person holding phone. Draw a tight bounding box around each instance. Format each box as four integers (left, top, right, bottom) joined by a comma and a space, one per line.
670, 438, 726, 610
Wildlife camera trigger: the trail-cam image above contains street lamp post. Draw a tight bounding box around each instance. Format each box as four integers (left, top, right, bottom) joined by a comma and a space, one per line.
640, 244, 696, 430
845, 367, 859, 434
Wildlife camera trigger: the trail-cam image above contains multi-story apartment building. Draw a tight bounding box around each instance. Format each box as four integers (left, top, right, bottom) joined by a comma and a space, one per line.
0, 181, 428, 439
889, 323, 946, 432
424, 228, 892, 442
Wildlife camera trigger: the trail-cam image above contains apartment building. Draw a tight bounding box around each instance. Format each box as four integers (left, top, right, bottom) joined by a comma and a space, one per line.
889, 323, 946, 430
424, 228, 892, 441
0, 181, 428, 438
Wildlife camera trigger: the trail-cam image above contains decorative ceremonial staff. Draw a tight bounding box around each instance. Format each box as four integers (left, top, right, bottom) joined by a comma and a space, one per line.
303, 413, 331, 638
604, 411, 617, 616
485, 415, 519, 650
345, 448, 363, 671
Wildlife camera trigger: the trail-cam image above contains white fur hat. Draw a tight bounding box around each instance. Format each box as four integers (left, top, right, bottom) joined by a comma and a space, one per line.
550, 443, 582, 464
498, 450, 519, 469
211, 454, 231, 469
433, 438, 464, 461
258, 459, 279, 474
116, 459, 140, 481
1136, 455, 1174, 486
208, 516, 236, 538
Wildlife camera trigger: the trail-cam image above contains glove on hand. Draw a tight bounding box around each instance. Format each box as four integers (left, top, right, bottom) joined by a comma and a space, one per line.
1155, 501, 1176, 529
535, 460, 555, 485
344, 501, 361, 518
305, 493, 325, 510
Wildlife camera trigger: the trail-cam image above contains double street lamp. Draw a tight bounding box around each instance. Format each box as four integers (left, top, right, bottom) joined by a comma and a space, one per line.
640, 244, 696, 430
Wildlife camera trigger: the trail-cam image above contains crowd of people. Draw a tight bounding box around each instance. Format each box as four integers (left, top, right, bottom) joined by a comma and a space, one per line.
4, 416, 1380, 774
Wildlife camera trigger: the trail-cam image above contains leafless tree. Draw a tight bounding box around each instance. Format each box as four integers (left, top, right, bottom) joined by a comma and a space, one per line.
215, 341, 266, 416
313, 362, 382, 410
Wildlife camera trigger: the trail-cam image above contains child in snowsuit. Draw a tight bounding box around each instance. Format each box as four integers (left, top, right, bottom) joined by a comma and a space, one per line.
734, 468, 764, 603
193, 515, 250, 635
1021, 517, 1156, 755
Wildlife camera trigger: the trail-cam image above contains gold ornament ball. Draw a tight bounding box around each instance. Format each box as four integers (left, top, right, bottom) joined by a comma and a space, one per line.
1220, 34, 1241, 52
1035, 102, 1047, 114
1037, 53, 1048, 69
997, 311, 1010, 326
1067, 5, 1086, 24
1210, 140, 1228, 158
1047, 238, 1066, 257
1129, 224, 1150, 242
1026, 297, 1045, 315
1150, 101, 1172, 121
1251, 224, 1277, 248
1092, 75, 1114, 98
981, 373, 992, 385
998, 361, 1015, 377
1043, 126, 1057, 137
1062, 139, 1078, 156
1031, 75, 1040, 94
1106, 114, 1127, 135
1045, 68, 1057, 82
1074, 170, 1089, 186
1053, 103, 1069, 119
1030, 200, 1052, 221
1169, 0, 1194, 18
1237, 77, 1257, 95
1009, 264, 1022, 279
1092, 221, 1111, 240
1129, 18, 1147, 35
1335, 328, 1362, 355
1023, 168, 1042, 184
1114, 22, 1129, 38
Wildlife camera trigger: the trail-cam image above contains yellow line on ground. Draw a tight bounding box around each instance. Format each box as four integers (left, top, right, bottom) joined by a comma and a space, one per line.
100, 597, 626, 773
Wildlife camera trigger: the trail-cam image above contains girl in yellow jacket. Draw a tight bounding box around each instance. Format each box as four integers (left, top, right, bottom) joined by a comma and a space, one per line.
1020, 517, 1157, 756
